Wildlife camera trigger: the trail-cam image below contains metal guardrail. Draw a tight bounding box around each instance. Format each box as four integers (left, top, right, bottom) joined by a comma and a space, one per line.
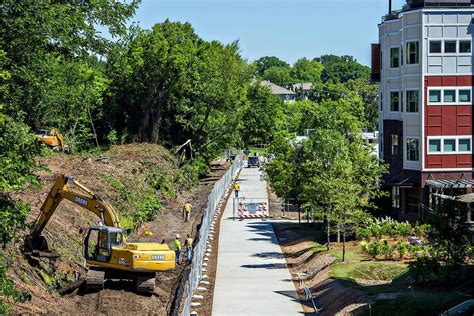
181, 154, 242, 316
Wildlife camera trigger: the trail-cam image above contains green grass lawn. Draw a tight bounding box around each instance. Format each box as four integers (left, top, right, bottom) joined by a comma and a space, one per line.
331, 261, 408, 282
330, 261, 411, 295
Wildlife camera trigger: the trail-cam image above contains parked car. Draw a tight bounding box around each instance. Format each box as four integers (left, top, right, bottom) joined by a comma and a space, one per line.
247, 156, 260, 168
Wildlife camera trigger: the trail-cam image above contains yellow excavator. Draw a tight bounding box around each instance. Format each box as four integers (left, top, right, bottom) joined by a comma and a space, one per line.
35, 128, 69, 153
24, 175, 175, 293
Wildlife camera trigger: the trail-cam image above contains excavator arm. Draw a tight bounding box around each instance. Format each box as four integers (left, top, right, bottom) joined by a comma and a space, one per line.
26, 175, 121, 251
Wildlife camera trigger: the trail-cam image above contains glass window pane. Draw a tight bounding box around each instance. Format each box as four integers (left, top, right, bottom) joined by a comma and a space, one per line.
390, 47, 399, 68
407, 90, 419, 112
444, 90, 456, 102
445, 41, 457, 53
430, 41, 442, 53
459, 90, 471, 102
406, 138, 419, 161
459, 139, 471, 152
460, 41, 471, 53
407, 42, 419, 64
429, 139, 441, 153
390, 92, 399, 111
429, 90, 441, 103
444, 139, 456, 152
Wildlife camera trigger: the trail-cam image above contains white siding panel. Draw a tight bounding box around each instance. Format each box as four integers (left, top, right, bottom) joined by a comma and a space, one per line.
458, 56, 471, 65
428, 56, 442, 65
443, 56, 457, 73
428, 14, 443, 24
443, 13, 458, 23
443, 26, 457, 37
428, 26, 442, 37
406, 27, 421, 40
429, 65, 443, 73
458, 14, 472, 24
458, 65, 471, 73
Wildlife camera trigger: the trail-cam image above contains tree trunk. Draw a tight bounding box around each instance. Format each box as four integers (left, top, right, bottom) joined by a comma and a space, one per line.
327, 208, 331, 251
342, 210, 347, 262
87, 105, 99, 147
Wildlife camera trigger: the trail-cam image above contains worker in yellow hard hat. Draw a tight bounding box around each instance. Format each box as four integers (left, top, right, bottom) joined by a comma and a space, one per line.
173, 234, 182, 265
234, 182, 240, 198
184, 234, 193, 264
183, 201, 192, 222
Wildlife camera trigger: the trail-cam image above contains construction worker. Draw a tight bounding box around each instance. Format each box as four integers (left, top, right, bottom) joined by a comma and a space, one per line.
183, 201, 192, 222
234, 182, 240, 198
184, 234, 193, 264
173, 234, 182, 265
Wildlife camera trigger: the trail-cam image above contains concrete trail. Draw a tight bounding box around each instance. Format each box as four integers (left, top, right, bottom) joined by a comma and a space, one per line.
212, 167, 303, 315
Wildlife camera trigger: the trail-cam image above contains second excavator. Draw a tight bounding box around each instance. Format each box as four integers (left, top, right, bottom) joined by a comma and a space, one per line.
24, 175, 175, 293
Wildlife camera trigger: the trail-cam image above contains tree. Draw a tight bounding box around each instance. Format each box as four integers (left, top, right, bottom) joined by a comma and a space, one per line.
106, 21, 252, 168
317, 55, 370, 83
262, 66, 292, 87
290, 58, 323, 83
253, 56, 290, 77
240, 83, 284, 145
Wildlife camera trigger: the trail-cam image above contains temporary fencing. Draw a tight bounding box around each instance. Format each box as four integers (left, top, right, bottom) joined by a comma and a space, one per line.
181, 154, 242, 316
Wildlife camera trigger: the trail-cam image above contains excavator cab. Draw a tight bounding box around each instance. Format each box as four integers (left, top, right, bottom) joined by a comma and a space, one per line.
84, 226, 123, 263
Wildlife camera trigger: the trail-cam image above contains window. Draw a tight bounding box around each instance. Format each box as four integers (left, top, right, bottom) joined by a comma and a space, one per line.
459, 40, 471, 53
429, 90, 441, 103
406, 138, 419, 161
430, 41, 442, 53
444, 90, 456, 103
390, 134, 399, 156
429, 139, 441, 153
392, 186, 400, 209
428, 137, 472, 154
444, 139, 456, 152
459, 89, 471, 103
445, 41, 457, 53
459, 139, 471, 152
390, 91, 399, 111
406, 90, 419, 112
406, 42, 419, 64
380, 93, 383, 111
390, 47, 400, 68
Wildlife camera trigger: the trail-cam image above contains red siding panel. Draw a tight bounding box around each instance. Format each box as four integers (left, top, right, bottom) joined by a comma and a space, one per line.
424, 75, 473, 170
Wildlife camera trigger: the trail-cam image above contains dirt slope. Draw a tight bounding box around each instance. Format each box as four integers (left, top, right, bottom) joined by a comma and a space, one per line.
6, 144, 227, 315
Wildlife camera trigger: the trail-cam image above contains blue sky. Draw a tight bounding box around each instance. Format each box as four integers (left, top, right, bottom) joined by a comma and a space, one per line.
131, 0, 407, 66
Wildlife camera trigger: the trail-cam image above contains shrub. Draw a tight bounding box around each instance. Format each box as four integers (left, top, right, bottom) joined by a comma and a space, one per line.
396, 241, 407, 259
414, 223, 431, 238
381, 239, 394, 259
355, 228, 372, 241
397, 222, 412, 237
365, 240, 382, 259
107, 129, 118, 145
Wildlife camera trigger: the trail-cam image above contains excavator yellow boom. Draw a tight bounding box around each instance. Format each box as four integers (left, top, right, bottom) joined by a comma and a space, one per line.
25, 175, 175, 293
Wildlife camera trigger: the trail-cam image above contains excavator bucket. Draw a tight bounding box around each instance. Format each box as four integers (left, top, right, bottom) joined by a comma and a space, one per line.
24, 235, 59, 258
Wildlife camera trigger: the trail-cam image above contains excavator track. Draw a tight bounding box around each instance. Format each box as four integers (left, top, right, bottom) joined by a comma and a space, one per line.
136, 273, 156, 293
86, 267, 105, 290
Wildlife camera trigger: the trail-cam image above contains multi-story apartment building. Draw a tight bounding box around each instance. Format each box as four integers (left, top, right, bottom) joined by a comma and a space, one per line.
372, 0, 474, 220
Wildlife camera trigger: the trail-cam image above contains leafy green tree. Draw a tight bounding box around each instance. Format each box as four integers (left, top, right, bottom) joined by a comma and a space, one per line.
0, 113, 41, 246
253, 56, 290, 77
428, 199, 472, 268
262, 66, 292, 87
317, 55, 370, 83
290, 58, 323, 83
106, 21, 251, 168
241, 83, 284, 145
